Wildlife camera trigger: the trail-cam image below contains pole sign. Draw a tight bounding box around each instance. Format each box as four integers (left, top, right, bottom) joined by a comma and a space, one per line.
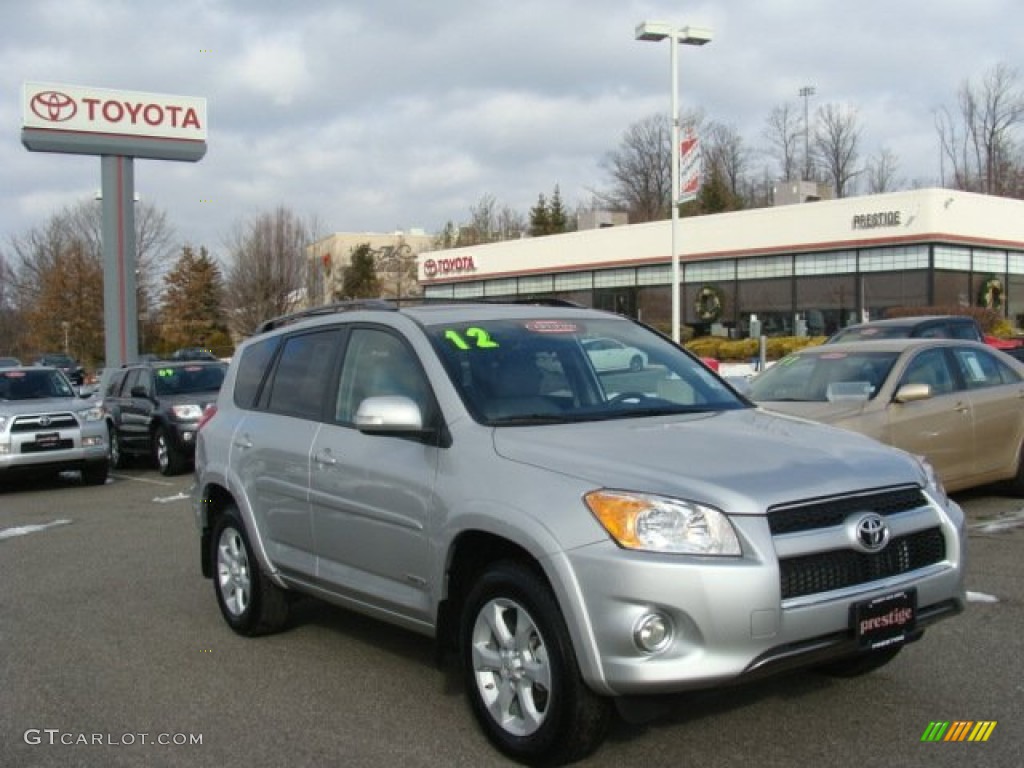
22, 81, 206, 161
21, 81, 207, 368
678, 129, 701, 203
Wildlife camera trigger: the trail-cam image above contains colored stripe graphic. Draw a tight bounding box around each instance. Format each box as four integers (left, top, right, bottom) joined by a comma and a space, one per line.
968, 722, 997, 742
921, 721, 997, 742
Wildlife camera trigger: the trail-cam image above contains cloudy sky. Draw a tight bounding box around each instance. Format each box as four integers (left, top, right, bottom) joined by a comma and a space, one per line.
2, 0, 1020, 258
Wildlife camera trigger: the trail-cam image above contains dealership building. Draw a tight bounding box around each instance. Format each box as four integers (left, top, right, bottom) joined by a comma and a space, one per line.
417, 188, 1023, 337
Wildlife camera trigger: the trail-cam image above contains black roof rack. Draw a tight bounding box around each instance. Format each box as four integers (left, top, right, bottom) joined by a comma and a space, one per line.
255, 296, 592, 335
256, 299, 397, 333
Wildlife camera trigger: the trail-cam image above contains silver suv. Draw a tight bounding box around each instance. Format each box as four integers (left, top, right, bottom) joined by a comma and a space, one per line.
1, 366, 108, 485
194, 301, 966, 764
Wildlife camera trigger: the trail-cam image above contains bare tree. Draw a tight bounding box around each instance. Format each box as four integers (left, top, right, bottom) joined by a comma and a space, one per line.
224, 206, 313, 337
865, 147, 902, 193
762, 103, 803, 181
704, 121, 750, 199
596, 113, 671, 222
935, 62, 1024, 195
814, 103, 863, 198
1, 199, 175, 363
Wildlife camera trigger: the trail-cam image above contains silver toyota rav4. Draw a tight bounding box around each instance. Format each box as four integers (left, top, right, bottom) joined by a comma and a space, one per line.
193, 301, 966, 765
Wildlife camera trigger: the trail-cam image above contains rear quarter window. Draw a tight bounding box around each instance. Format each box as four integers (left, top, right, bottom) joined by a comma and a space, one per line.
233, 337, 280, 410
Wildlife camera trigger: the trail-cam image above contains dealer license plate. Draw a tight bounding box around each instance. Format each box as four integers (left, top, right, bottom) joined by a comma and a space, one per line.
34, 431, 61, 450
853, 589, 917, 649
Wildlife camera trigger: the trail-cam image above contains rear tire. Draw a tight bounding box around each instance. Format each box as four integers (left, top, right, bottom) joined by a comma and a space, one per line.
1006, 441, 1024, 496
816, 645, 903, 678
211, 504, 289, 636
460, 561, 611, 765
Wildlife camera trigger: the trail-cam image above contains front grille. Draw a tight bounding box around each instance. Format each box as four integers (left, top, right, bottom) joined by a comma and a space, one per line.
10, 413, 78, 432
780, 527, 946, 599
768, 486, 926, 535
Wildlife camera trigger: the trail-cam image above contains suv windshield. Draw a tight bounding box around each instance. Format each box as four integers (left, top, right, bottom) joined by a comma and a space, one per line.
0, 369, 76, 400
153, 364, 226, 396
426, 317, 746, 424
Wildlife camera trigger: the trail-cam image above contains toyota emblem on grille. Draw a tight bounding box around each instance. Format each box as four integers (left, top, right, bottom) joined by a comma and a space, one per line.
852, 513, 890, 552
38, 415, 52, 427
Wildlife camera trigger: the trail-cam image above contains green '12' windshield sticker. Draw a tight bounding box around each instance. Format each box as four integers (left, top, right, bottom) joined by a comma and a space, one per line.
157, 368, 175, 377
444, 327, 500, 350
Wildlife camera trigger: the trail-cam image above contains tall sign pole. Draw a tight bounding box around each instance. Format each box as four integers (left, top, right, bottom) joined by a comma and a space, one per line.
21, 82, 207, 367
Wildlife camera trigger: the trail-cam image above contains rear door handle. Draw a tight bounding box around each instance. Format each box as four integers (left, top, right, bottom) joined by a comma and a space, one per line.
234, 435, 253, 450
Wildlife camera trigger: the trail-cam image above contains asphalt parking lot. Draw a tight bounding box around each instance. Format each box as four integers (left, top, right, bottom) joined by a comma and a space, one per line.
1, 468, 1022, 768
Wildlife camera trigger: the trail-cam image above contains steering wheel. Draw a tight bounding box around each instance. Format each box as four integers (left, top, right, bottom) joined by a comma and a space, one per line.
607, 391, 651, 404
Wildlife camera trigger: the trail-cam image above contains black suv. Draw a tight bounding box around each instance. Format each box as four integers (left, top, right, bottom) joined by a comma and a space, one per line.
35, 353, 86, 386
103, 360, 226, 475
826, 315, 985, 343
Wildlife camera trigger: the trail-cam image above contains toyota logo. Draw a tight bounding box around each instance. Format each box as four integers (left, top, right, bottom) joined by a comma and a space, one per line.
851, 513, 890, 553
423, 258, 438, 278
30, 90, 77, 122
38, 415, 52, 427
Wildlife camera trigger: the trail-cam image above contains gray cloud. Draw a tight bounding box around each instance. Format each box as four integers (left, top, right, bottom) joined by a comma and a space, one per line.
3, 0, 1021, 256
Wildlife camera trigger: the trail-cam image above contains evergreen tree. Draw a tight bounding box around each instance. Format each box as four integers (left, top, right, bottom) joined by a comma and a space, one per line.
158, 246, 230, 355
529, 193, 550, 237
339, 243, 380, 299
548, 185, 568, 233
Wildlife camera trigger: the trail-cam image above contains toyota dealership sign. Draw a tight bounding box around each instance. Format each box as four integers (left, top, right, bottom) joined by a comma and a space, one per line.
20, 80, 207, 368
22, 81, 207, 161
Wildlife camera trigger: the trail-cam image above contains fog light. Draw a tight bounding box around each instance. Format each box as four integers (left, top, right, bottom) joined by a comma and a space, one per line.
181, 431, 195, 443
83, 436, 103, 447
633, 613, 673, 653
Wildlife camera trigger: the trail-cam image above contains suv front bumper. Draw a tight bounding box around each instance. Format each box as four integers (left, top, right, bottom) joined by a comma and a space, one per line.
557, 498, 966, 696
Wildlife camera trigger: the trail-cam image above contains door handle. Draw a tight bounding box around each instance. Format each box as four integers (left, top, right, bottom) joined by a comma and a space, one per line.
234, 435, 253, 450
954, 401, 969, 414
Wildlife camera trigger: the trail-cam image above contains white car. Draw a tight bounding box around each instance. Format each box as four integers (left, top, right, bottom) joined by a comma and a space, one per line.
583, 336, 648, 372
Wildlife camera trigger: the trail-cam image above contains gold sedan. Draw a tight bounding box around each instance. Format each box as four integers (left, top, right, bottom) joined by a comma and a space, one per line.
748, 338, 1024, 494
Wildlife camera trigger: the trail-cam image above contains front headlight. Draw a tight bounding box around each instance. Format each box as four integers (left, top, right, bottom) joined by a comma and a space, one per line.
76, 405, 104, 422
171, 404, 203, 420
585, 490, 741, 555
916, 455, 949, 507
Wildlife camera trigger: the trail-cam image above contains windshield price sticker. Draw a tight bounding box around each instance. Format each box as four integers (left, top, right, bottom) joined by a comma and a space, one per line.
525, 320, 579, 334
157, 368, 175, 377
445, 327, 500, 350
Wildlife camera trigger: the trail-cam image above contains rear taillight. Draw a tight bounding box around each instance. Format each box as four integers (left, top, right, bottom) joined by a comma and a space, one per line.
197, 403, 217, 431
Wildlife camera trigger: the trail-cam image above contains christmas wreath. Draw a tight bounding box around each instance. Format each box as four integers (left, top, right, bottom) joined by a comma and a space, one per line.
695, 285, 723, 322
978, 276, 1003, 310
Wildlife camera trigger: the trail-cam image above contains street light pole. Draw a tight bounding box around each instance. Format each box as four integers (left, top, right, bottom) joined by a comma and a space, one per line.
636, 21, 712, 343
799, 85, 815, 181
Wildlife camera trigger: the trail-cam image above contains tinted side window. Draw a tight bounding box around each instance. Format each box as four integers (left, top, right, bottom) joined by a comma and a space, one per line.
264, 329, 340, 420
335, 328, 430, 423
233, 337, 280, 409
952, 347, 1021, 389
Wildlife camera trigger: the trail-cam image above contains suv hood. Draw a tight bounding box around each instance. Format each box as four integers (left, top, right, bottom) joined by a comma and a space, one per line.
0, 396, 83, 416
491, 408, 922, 513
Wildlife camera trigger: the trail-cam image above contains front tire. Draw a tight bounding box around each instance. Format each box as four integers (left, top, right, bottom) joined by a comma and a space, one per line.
108, 426, 127, 469
460, 561, 611, 765
81, 460, 108, 486
154, 426, 186, 476
629, 354, 644, 372
211, 505, 289, 636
